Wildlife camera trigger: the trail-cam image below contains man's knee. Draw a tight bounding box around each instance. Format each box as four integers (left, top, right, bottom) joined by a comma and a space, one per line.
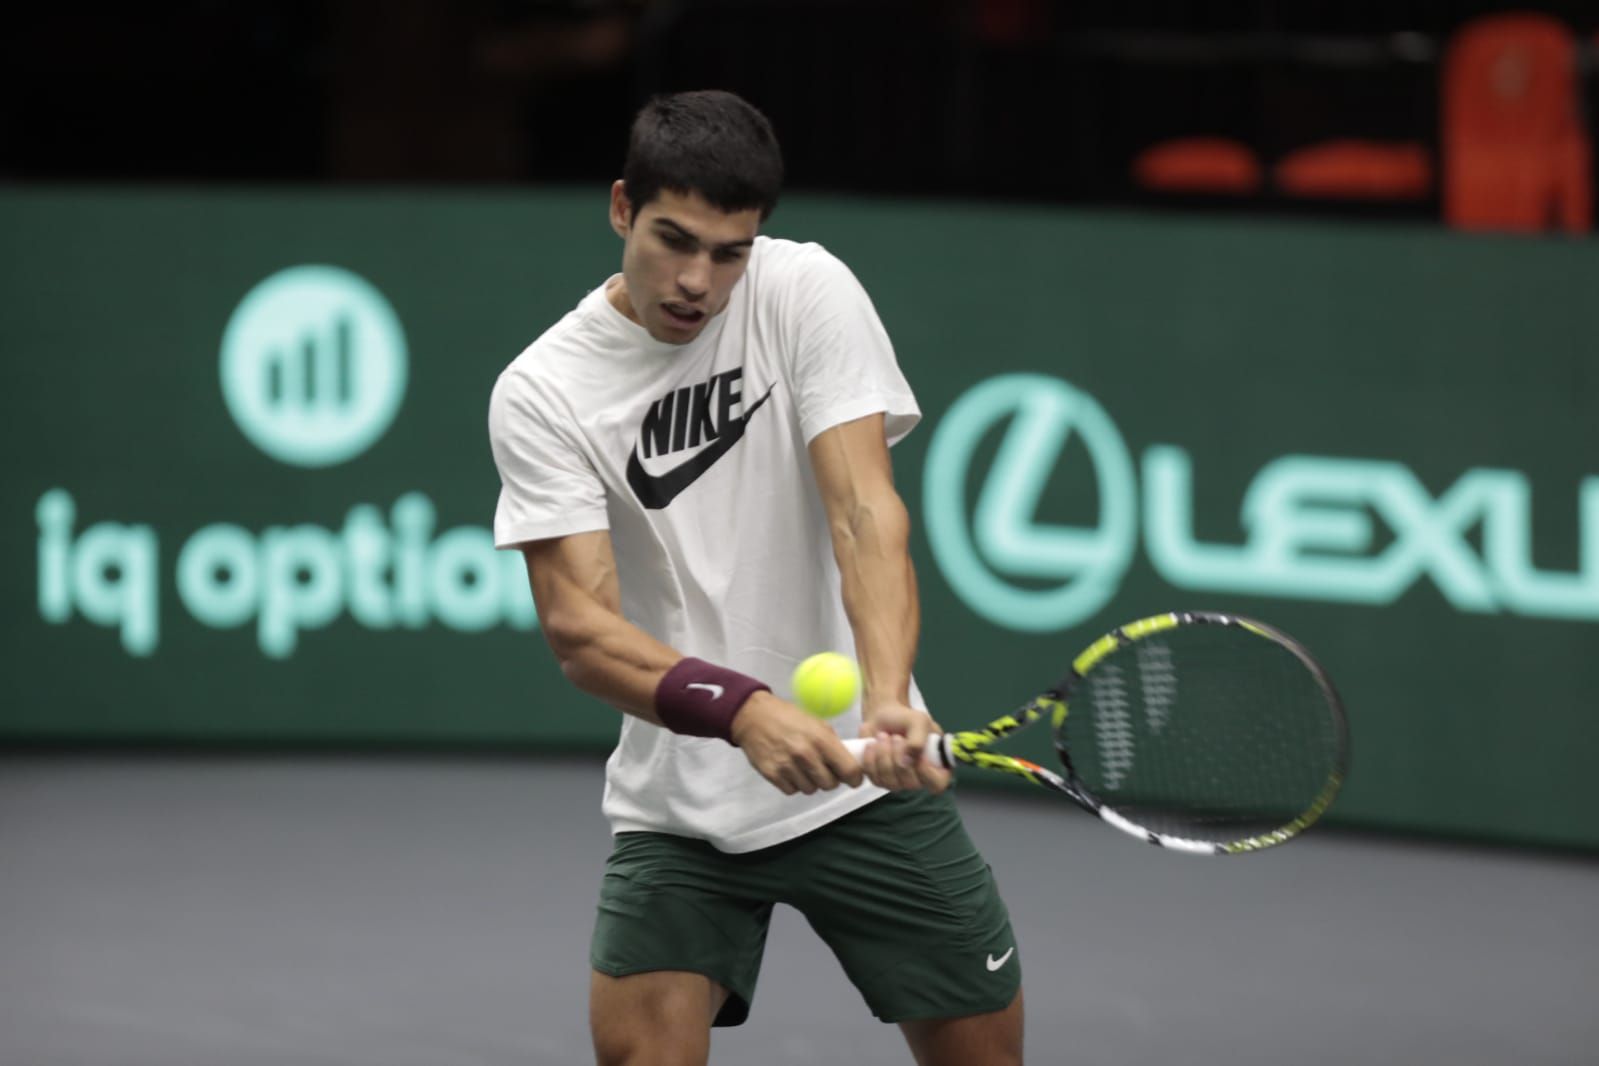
899, 986, 1025, 1066
590, 970, 726, 1066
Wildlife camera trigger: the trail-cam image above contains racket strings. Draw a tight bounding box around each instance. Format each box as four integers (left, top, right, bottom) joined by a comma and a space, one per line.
1058, 624, 1343, 845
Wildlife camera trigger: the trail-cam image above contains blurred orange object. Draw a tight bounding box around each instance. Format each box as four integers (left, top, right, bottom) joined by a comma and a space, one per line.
1275, 140, 1433, 200
1132, 137, 1264, 195
976, 0, 1051, 45
1441, 13, 1591, 233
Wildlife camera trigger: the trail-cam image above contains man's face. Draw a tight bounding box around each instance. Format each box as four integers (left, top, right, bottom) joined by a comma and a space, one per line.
609, 181, 762, 344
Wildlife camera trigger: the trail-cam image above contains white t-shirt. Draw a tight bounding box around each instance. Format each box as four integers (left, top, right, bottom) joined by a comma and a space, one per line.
488, 236, 924, 853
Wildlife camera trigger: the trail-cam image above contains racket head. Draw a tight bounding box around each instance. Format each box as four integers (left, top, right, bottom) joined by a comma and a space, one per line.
1051, 612, 1348, 854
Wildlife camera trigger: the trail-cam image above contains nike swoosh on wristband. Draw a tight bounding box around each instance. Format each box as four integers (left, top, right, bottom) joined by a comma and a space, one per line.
986, 947, 1015, 972
626, 384, 776, 509
685, 682, 725, 699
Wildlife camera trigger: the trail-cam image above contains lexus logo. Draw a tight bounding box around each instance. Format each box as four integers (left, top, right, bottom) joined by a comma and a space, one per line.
923, 374, 1137, 631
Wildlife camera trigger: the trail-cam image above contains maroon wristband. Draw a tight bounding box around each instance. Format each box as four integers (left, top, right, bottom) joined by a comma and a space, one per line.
654, 657, 771, 744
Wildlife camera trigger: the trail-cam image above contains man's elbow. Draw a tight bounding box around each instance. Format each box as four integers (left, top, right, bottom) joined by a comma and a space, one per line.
539, 608, 594, 679
833, 493, 911, 557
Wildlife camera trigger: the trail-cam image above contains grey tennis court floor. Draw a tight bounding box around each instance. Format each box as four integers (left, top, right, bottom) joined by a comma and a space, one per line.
2, 755, 1594, 1065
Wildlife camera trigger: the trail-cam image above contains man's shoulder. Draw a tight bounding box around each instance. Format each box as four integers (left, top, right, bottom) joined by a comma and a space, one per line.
752, 234, 843, 276
498, 288, 603, 386
749, 237, 864, 314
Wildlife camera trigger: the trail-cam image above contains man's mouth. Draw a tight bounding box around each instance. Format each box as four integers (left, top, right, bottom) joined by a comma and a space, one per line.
662, 302, 706, 328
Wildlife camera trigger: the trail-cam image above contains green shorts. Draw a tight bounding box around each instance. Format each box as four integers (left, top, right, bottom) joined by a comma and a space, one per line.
590, 789, 1019, 1026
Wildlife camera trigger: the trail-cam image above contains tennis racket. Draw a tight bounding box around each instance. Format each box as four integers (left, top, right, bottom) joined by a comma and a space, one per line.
843, 610, 1348, 855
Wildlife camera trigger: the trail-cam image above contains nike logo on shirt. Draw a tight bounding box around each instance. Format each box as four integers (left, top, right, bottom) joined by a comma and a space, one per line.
986, 947, 1015, 972
626, 373, 775, 509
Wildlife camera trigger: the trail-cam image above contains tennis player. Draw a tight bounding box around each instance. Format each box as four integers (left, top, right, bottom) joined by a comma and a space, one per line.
488, 90, 1023, 1066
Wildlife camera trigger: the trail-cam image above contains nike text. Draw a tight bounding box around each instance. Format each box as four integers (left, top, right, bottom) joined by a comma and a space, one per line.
640, 367, 746, 459
627, 374, 775, 510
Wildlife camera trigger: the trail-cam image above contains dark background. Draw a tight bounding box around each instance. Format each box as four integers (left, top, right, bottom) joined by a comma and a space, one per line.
3, 14, 1598, 1063
5, 0, 1598, 226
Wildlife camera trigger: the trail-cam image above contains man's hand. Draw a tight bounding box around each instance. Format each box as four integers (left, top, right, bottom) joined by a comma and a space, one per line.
858, 701, 953, 794
730, 691, 865, 795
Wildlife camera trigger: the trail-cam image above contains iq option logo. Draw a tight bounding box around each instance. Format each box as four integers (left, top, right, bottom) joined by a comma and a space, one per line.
924, 374, 1599, 631
221, 265, 407, 467
36, 266, 536, 657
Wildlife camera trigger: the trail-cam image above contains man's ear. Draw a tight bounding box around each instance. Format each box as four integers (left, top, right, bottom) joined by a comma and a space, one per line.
609, 180, 632, 239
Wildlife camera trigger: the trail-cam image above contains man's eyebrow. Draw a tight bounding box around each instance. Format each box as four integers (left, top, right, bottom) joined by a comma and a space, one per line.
652, 217, 755, 251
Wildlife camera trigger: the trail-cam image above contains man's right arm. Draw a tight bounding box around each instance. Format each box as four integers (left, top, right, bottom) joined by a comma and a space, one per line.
520, 531, 862, 794
521, 530, 677, 717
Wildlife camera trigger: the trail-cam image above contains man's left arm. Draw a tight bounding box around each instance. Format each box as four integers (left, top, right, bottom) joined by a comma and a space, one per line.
809, 413, 951, 793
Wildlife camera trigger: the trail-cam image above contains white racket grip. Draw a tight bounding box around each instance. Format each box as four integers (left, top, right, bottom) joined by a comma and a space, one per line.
842, 734, 951, 769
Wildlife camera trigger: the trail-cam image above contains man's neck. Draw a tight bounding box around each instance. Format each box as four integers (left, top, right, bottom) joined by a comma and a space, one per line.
605, 275, 641, 325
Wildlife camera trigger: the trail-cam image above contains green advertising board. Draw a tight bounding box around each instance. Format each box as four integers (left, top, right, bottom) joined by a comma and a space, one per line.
3, 189, 1597, 849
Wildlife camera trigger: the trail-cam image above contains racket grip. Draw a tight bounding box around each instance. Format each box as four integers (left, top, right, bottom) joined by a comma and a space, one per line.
841, 734, 950, 770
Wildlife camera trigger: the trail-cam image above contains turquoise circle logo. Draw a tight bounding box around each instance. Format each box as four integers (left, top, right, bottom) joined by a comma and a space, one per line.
923, 374, 1138, 631
221, 265, 407, 467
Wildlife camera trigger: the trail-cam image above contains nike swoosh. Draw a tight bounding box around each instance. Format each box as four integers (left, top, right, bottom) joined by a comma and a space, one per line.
627, 384, 775, 509
685, 682, 724, 699
986, 947, 1015, 972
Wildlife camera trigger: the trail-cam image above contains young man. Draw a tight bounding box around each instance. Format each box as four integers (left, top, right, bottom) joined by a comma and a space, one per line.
488, 90, 1024, 1066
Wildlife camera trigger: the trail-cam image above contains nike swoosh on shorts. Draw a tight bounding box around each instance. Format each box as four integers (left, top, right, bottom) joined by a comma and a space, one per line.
626, 384, 776, 509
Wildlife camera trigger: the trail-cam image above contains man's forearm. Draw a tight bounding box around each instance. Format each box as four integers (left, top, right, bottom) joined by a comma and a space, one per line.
545, 600, 782, 743
831, 490, 920, 709
542, 597, 683, 722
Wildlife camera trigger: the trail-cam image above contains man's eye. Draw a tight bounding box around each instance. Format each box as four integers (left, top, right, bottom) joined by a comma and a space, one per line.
664, 235, 694, 251
713, 250, 745, 264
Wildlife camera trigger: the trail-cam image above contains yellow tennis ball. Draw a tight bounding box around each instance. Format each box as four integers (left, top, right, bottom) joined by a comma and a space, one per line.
791, 652, 860, 719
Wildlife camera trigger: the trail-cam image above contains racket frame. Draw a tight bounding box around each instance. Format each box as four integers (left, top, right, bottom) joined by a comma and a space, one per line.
938, 611, 1349, 855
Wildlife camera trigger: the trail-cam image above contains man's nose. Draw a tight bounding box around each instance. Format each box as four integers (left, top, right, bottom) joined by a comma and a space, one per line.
677, 254, 711, 299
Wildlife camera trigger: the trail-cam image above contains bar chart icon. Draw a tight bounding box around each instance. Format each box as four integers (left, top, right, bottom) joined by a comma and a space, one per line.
264, 314, 355, 409
221, 265, 408, 467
